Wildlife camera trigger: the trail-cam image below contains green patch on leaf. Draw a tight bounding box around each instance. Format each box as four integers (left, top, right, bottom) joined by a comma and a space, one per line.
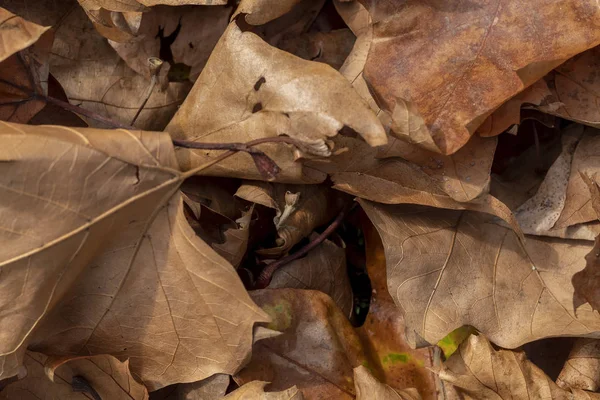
437, 326, 477, 359
262, 300, 293, 331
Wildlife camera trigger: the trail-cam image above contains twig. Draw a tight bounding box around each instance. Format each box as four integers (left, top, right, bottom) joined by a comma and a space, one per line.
42, 95, 135, 129
253, 202, 356, 289
130, 57, 163, 126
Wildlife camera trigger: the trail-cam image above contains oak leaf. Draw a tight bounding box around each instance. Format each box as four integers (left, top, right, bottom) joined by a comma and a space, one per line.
440, 334, 600, 399
0, 352, 148, 399
165, 22, 386, 183
235, 289, 368, 399
354, 366, 422, 400
0, 122, 268, 389
358, 0, 600, 155
360, 200, 599, 349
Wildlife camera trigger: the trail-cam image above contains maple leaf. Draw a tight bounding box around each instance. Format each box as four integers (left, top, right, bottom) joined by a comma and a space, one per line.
0, 122, 268, 389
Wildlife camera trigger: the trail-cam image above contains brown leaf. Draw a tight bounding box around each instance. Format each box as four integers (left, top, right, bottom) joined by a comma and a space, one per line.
360, 200, 599, 349
166, 22, 386, 183
573, 235, 600, 312
357, 218, 438, 399
235, 182, 346, 256
278, 29, 355, 70
0, 352, 148, 399
224, 381, 303, 400
50, 6, 191, 130
146, 374, 230, 400
0, 7, 49, 62
268, 237, 353, 317
439, 334, 600, 399
75, 0, 146, 42
557, 339, 600, 392
0, 122, 268, 388
212, 206, 253, 268
109, 5, 231, 82
235, 289, 368, 399
358, 0, 600, 155
354, 366, 422, 400
233, 0, 305, 26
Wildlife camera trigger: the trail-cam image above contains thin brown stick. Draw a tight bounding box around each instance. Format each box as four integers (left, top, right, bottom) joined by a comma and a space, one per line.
254, 202, 356, 289
131, 57, 163, 126
42, 95, 136, 129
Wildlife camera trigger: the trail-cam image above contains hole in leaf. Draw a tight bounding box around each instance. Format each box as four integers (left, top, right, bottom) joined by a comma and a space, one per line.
252, 102, 263, 113
254, 76, 266, 91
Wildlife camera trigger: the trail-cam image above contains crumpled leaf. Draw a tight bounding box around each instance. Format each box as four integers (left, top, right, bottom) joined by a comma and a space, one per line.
76, 0, 146, 42
0, 9, 53, 124
0, 7, 49, 62
146, 373, 230, 400
212, 206, 253, 268
233, 0, 304, 25
278, 29, 355, 70
354, 366, 421, 400
269, 237, 353, 317
51, 6, 191, 130
236, 289, 368, 399
0, 122, 268, 389
0, 352, 148, 399
224, 381, 303, 400
360, 199, 600, 349
235, 182, 346, 256
439, 334, 600, 399
557, 339, 600, 392
109, 5, 231, 82
358, 0, 600, 154
358, 219, 437, 399
166, 22, 386, 182
573, 235, 600, 312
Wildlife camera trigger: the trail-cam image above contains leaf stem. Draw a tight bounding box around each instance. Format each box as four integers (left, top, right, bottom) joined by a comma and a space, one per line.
253, 201, 356, 289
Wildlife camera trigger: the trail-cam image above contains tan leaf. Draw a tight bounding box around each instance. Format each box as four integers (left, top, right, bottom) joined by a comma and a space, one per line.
235, 182, 346, 256
278, 29, 355, 70
51, 6, 191, 131
0, 122, 267, 388
0, 7, 49, 62
165, 22, 386, 182
181, 176, 238, 220
359, 200, 599, 349
76, 0, 146, 42
109, 5, 231, 82
0, 352, 148, 399
354, 366, 422, 400
236, 289, 368, 399
358, 0, 600, 155
268, 237, 353, 317
573, 235, 600, 312
212, 206, 253, 268
357, 219, 437, 399
557, 339, 600, 392
233, 0, 304, 25
439, 334, 600, 399
224, 381, 303, 400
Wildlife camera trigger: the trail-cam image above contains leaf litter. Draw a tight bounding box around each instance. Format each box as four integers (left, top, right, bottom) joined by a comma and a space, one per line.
2, 0, 600, 399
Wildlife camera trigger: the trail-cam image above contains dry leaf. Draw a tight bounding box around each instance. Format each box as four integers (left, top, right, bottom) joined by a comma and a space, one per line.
235, 182, 346, 256
360, 200, 600, 349
354, 366, 422, 400
148, 374, 230, 400
557, 338, 600, 392
76, 0, 146, 42
236, 289, 368, 399
0, 122, 268, 388
224, 381, 303, 400
439, 334, 600, 399
0, 7, 49, 62
278, 29, 355, 70
358, 218, 437, 399
109, 5, 231, 82
51, 6, 191, 130
573, 235, 600, 312
0, 352, 148, 399
268, 237, 353, 317
166, 22, 386, 182
358, 0, 600, 155
212, 206, 253, 268
233, 0, 305, 26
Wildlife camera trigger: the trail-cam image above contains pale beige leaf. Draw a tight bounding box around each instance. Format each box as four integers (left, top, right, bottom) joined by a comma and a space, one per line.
0, 122, 180, 379
354, 366, 421, 400
166, 22, 386, 183
440, 334, 600, 399
0, 7, 49, 63
232, 0, 304, 25
224, 381, 303, 400
557, 339, 600, 392
360, 200, 600, 349
51, 6, 190, 131
30, 192, 269, 390
1, 352, 148, 399
269, 237, 353, 317
359, 0, 600, 154
236, 289, 368, 399
109, 5, 230, 81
